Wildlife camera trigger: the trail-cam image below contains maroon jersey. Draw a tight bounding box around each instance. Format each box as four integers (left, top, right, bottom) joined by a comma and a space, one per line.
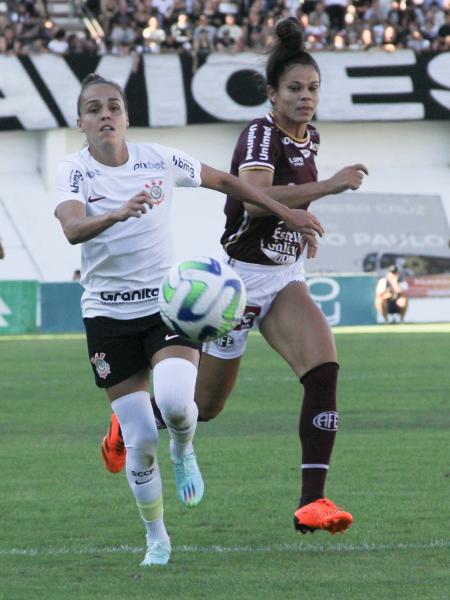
221, 113, 320, 265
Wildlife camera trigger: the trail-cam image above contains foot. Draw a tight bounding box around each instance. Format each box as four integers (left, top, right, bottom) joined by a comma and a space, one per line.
140, 540, 171, 566
171, 452, 204, 507
101, 413, 126, 473
294, 498, 353, 535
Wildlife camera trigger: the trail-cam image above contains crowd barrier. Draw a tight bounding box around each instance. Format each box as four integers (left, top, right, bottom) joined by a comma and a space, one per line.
0, 274, 377, 335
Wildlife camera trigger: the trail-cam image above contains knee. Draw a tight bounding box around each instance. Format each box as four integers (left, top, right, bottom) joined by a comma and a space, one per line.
126, 423, 158, 459
161, 399, 198, 429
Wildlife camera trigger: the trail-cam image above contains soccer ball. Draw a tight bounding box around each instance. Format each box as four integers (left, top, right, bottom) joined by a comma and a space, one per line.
159, 256, 247, 343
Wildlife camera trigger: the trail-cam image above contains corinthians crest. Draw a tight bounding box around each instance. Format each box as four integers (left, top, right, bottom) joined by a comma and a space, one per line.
145, 179, 165, 205
90, 352, 111, 379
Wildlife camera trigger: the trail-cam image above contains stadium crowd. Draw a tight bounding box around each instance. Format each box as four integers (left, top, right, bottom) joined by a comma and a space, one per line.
1, 0, 449, 59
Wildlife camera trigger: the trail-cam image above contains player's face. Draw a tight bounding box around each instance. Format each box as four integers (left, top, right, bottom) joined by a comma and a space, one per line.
268, 64, 320, 128
77, 84, 129, 147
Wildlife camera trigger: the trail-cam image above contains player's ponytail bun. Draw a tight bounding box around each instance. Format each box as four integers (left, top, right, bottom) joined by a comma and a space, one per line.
275, 18, 305, 57
77, 72, 127, 116
266, 19, 320, 89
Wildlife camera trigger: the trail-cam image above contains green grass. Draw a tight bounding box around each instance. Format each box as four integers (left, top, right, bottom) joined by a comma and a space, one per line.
1, 326, 449, 600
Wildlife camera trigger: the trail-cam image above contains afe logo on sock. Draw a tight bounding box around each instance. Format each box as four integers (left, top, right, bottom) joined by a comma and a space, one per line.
313, 411, 339, 431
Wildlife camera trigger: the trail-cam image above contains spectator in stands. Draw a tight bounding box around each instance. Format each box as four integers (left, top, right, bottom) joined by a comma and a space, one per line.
406, 22, 431, 50
217, 13, 243, 44
309, 1, 331, 29
433, 9, 450, 49
193, 13, 217, 43
375, 265, 409, 323
0, 24, 16, 53
324, 0, 348, 31
140, 16, 167, 53
192, 25, 214, 68
48, 28, 69, 54
67, 33, 85, 55
244, 11, 265, 49
110, 14, 137, 49
0, 237, 5, 259
168, 12, 193, 51
72, 268, 81, 281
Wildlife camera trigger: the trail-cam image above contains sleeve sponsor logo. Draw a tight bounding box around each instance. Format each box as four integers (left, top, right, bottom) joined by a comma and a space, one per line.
245, 123, 258, 160
259, 125, 272, 161
69, 169, 83, 193
172, 154, 195, 178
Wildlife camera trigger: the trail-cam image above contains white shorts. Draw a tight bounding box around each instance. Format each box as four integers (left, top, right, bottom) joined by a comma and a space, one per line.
203, 256, 305, 359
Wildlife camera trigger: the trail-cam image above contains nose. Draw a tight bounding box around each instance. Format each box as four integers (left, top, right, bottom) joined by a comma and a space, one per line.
100, 107, 112, 120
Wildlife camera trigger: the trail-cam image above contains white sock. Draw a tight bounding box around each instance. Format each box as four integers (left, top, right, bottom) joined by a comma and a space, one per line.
111, 391, 169, 544
152, 358, 198, 460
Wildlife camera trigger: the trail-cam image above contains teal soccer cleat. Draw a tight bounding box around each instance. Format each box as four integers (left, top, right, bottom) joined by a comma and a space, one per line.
171, 452, 205, 507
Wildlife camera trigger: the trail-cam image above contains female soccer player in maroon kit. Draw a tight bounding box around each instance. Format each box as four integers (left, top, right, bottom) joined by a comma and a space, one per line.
103, 18, 368, 535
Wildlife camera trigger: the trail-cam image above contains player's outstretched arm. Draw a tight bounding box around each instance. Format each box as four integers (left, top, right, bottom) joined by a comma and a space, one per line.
200, 164, 324, 238
241, 164, 369, 215
56, 192, 154, 244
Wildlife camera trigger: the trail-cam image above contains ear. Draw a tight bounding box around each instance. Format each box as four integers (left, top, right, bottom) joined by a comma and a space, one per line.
266, 84, 276, 105
77, 117, 83, 132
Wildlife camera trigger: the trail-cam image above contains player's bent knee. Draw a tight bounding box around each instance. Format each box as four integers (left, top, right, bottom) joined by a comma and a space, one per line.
162, 400, 198, 429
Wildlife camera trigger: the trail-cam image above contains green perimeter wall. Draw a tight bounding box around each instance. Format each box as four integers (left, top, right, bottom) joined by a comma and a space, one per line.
0, 275, 377, 335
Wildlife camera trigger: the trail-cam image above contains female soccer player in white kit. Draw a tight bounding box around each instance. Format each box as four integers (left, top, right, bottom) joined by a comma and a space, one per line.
54, 73, 324, 566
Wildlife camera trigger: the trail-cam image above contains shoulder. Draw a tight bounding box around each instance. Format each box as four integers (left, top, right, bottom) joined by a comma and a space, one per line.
307, 124, 320, 143
58, 149, 86, 168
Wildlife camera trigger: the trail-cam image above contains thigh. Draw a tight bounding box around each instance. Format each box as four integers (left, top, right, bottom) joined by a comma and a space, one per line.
84, 316, 149, 389
105, 367, 150, 402
195, 353, 242, 419
260, 282, 337, 377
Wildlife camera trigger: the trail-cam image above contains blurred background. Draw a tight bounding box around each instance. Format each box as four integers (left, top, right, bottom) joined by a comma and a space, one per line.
0, 0, 449, 332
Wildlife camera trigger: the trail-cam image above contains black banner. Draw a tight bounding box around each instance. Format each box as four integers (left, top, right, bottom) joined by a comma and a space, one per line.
0, 50, 448, 131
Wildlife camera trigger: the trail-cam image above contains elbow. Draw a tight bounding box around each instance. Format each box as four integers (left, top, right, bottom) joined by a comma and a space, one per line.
64, 227, 83, 245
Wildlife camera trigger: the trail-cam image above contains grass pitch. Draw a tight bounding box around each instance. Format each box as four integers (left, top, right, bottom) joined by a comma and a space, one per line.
1, 325, 449, 600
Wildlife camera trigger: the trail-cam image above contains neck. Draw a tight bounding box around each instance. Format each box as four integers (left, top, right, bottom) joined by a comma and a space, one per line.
88, 141, 129, 167
271, 112, 307, 140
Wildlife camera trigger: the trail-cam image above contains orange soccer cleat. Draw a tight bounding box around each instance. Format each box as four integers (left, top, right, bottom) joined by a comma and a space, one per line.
294, 498, 353, 535
101, 413, 126, 473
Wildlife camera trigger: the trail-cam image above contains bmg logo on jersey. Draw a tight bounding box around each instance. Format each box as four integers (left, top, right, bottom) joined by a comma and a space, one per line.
69, 169, 83, 193
133, 160, 165, 171
172, 155, 195, 178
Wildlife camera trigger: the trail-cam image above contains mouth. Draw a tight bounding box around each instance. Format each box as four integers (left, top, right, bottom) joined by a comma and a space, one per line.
99, 125, 115, 132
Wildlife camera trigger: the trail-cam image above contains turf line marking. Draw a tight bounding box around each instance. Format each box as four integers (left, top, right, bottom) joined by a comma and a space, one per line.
1, 540, 448, 558
1, 323, 450, 342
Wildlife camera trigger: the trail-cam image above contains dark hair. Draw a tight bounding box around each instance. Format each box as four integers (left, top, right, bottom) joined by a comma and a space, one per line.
77, 73, 128, 116
266, 19, 320, 89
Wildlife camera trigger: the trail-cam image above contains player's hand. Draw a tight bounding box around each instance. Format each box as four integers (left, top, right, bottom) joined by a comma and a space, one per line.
300, 233, 319, 259
283, 208, 325, 237
326, 164, 369, 194
113, 191, 155, 221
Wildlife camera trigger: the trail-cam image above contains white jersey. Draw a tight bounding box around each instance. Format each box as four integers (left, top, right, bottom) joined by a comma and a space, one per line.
55, 142, 202, 319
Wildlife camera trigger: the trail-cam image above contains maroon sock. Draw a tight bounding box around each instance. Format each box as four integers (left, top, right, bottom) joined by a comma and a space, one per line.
298, 362, 339, 507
